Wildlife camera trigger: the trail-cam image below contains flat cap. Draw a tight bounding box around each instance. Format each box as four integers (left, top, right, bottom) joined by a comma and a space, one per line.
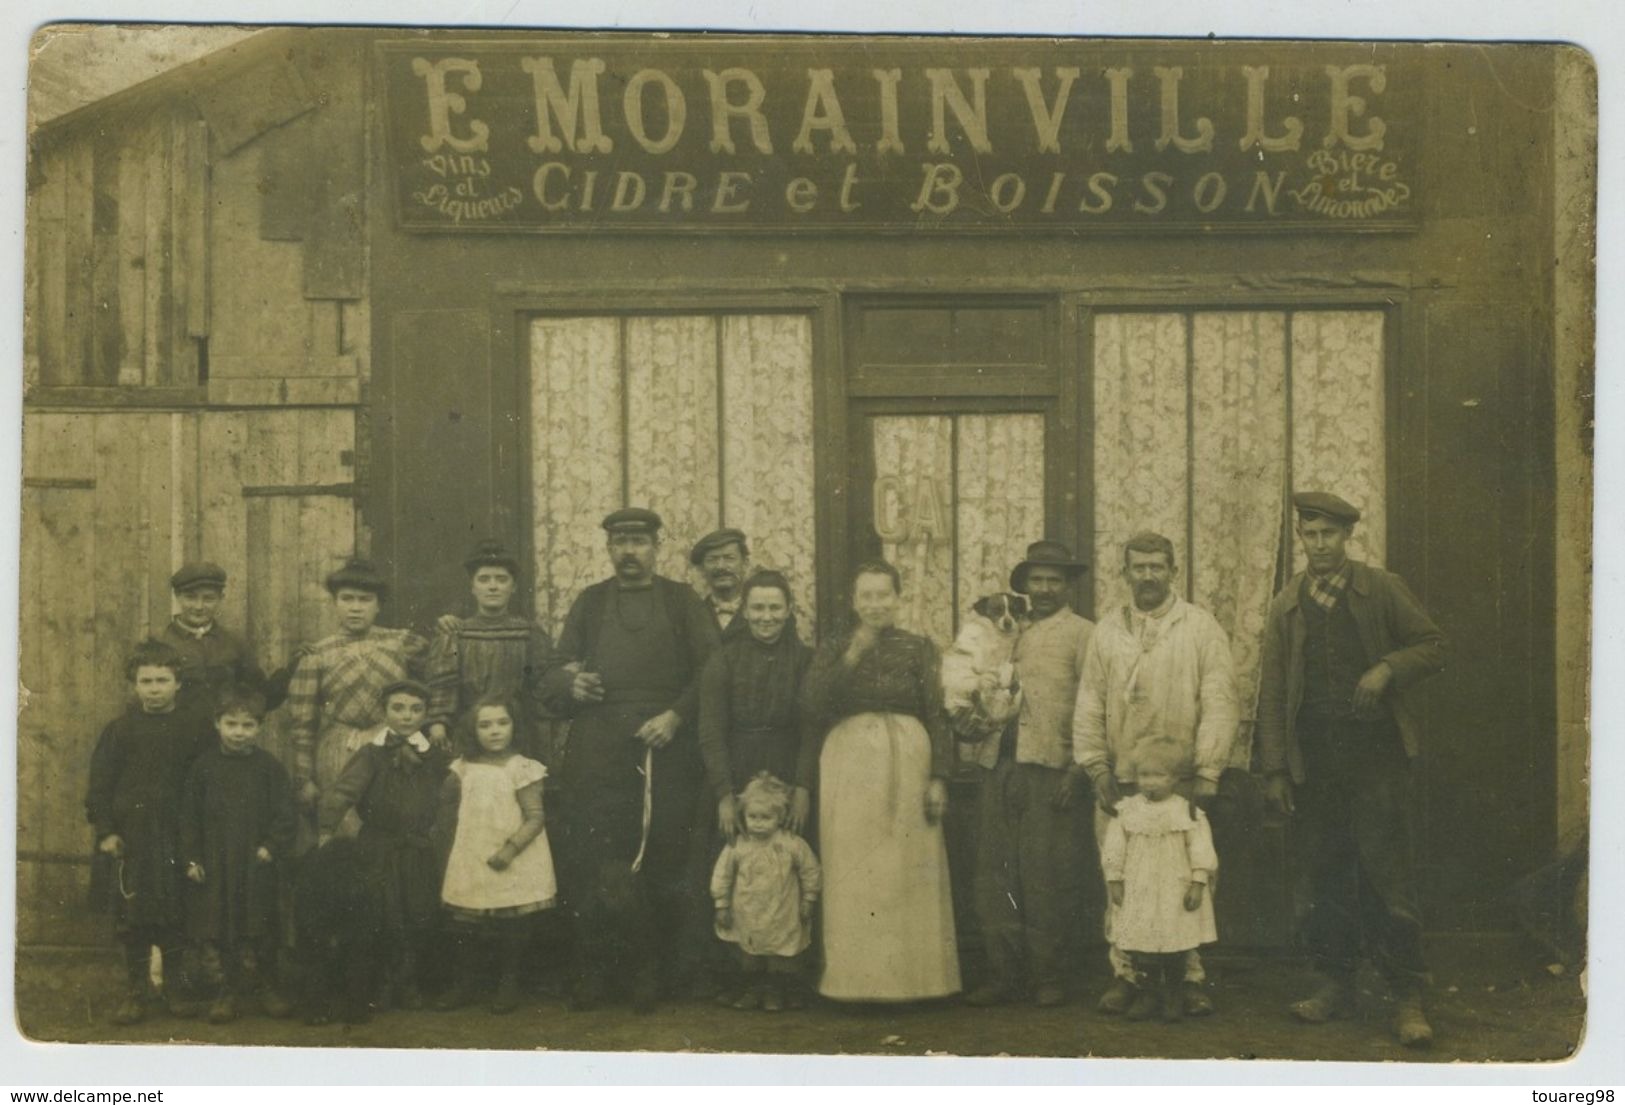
689, 527, 749, 566
464, 540, 521, 577
378, 678, 431, 704
170, 560, 227, 593
1292, 491, 1361, 525
602, 507, 663, 535
324, 557, 389, 598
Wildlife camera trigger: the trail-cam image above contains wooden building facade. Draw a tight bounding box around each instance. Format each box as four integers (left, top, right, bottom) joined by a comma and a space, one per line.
18, 29, 1593, 949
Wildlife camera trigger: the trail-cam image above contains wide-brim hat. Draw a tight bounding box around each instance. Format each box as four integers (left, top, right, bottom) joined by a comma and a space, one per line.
325, 557, 389, 599
1010, 540, 1089, 593
170, 560, 227, 593
1292, 491, 1361, 526
689, 527, 748, 566
463, 540, 521, 577
602, 507, 663, 536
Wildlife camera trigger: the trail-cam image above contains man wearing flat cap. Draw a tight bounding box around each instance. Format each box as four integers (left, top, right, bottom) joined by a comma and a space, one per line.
159, 560, 267, 716
425, 540, 558, 763
1257, 491, 1447, 1047
965, 541, 1094, 1008
1072, 531, 1238, 1017
540, 508, 721, 1012
689, 528, 751, 642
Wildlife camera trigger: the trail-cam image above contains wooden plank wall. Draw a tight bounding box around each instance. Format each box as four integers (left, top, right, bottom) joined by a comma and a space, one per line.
26, 107, 208, 391
18, 408, 358, 946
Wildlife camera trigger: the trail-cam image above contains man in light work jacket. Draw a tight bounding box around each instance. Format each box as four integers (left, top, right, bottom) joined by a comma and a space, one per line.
1257, 491, 1447, 1048
1072, 531, 1238, 1017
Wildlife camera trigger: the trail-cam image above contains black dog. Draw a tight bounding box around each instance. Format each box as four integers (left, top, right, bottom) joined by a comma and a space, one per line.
290, 838, 389, 1026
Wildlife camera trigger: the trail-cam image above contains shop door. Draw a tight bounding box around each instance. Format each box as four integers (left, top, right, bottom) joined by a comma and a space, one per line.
839, 297, 1081, 646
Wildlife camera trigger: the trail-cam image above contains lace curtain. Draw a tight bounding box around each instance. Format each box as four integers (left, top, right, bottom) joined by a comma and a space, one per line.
531, 313, 817, 638
1093, 309, 1384, 766
871, 413, 1046, 648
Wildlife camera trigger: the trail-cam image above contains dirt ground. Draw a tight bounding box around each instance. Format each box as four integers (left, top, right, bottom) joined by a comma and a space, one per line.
14, 936, 1585, 1065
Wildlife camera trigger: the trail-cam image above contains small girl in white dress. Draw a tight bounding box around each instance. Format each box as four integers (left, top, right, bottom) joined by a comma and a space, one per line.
437, 696, 556, 1013
712, 773, 822, 1012
1101, 736, 1219, 1023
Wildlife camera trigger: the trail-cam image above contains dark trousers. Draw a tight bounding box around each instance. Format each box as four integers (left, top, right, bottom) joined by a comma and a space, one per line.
974, 759, 1087, 990
557, 713, 707, 992
1296, 713, 1427, 991
197, 935, 281, 997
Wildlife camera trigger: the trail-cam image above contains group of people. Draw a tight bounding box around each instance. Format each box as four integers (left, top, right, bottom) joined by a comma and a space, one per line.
83, 489, 1447, 1048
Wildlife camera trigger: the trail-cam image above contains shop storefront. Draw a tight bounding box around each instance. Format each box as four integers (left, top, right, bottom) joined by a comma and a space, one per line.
19, 28, 1587, 948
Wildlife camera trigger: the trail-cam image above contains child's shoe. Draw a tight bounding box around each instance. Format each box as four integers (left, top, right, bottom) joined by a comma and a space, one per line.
1289, 978, 1355, 1023
491, 972, 522, 1015
1182, 981, 1215, 1017
761, 981, 785, 1013
730, 985, 761, 1010
208, 994, 238, 1025
1392, 994, 1434, 1047
110, 985, 150, 1026
1097, 977, 1137, 1015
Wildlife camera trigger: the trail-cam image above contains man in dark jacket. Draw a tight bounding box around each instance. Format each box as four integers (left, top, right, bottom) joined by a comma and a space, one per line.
541, 508, 720, 1012
690, 527, 752, 642
1257, 491, 1447, 1047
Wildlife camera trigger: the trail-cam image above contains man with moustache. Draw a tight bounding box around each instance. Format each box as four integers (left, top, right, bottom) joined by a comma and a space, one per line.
1072, 531, 1238, 1017
1258, 492, 1446, 1047
540, 508, 721, 1012
963, 541, 1095, 1009
690, 528, 751, 642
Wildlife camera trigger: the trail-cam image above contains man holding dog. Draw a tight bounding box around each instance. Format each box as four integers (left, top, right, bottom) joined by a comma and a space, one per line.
964, 540, 1094, 1008
1072, 531, 1238, 1017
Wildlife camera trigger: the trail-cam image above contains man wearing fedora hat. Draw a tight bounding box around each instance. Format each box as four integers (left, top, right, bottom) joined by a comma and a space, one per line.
1258, 492, 1447, 1046
1072, 531, 1238, 1017
965, 540, 1094, 1008
540, 508, 721, 1012
689, 528, 752, 642
424, 540, 558, 763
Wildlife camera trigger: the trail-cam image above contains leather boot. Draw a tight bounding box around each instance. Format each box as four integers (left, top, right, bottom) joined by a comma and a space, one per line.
1290, 976, 1356, 1023
1392, 993, 1434, 1047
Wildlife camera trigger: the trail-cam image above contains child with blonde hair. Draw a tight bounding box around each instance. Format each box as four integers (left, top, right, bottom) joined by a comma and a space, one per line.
1101, 736, 1219, 1023
711, 772, 821, 1012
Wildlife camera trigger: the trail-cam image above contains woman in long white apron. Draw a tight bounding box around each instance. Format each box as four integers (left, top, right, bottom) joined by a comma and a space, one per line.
801, 560, 960, 1002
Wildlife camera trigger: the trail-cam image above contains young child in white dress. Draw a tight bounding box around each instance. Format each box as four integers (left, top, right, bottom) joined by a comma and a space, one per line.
437, 696, 557, 1013
1101, 736, 1219, 1023
711, 773, 822, 1012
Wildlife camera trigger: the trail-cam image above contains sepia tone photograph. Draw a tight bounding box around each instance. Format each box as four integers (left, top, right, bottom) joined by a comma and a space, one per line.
10, 15, 1597, 1070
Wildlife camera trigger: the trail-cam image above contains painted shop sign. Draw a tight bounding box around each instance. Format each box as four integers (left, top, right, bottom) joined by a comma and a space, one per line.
378, 37, 1420, 234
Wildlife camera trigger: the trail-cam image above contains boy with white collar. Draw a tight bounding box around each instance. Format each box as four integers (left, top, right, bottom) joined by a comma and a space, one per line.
317, 679, 448, 1009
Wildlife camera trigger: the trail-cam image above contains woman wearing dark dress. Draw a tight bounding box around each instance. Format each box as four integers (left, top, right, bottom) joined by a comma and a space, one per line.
800, 559, 960, 1002
696, 570, 815, 1006
697, 569, 814, 838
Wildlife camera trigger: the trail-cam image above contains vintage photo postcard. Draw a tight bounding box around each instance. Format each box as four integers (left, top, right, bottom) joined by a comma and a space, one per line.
13, 22, 1595, 1068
